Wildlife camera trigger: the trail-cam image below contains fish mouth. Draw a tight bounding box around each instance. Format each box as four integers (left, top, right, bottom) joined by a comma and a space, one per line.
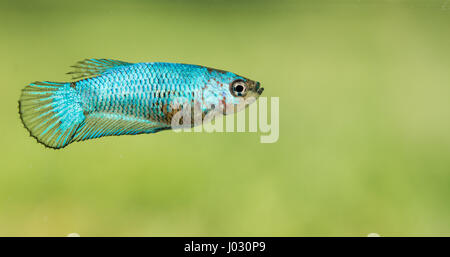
255, 82, 264, 95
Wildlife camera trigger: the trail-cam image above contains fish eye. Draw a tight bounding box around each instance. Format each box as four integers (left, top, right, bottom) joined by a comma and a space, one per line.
230, 80, 247, 97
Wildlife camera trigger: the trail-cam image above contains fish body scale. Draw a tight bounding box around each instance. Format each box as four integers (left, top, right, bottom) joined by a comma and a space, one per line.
76, 63, 210, 124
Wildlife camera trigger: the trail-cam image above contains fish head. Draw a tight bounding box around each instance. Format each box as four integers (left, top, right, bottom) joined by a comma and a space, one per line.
204, 67, 264, 114
222, 75, 264, 114
229, 78, 264, 100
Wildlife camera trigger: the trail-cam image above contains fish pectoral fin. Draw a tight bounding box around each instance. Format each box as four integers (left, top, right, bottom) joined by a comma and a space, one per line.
66, 59, 133, 79
70, 112, 169, 143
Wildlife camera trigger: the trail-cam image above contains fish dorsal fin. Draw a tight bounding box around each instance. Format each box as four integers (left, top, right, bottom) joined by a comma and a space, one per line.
67, 59, 133, 79
70, 112, 169, 143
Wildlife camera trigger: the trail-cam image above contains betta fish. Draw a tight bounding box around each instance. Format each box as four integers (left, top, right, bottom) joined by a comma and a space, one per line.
18, 59, 264, 149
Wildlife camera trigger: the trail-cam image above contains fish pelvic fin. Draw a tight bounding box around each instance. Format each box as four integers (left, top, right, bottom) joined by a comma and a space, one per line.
19, 81, 86, 149
70, 112, 169, 143
67, 58, 133, 79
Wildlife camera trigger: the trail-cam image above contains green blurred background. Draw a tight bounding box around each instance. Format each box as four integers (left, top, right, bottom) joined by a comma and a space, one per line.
1, 0, 449, 236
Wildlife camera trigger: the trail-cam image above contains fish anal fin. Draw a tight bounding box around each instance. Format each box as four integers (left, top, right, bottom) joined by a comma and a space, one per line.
67, 59, 133, 79
70, 112, 168, 143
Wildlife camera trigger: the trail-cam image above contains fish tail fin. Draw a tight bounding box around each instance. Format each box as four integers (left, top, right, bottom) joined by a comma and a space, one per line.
19, 81, 86, 149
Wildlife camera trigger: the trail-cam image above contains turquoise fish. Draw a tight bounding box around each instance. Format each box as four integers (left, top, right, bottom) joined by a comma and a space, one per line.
19, 59, 264, 149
